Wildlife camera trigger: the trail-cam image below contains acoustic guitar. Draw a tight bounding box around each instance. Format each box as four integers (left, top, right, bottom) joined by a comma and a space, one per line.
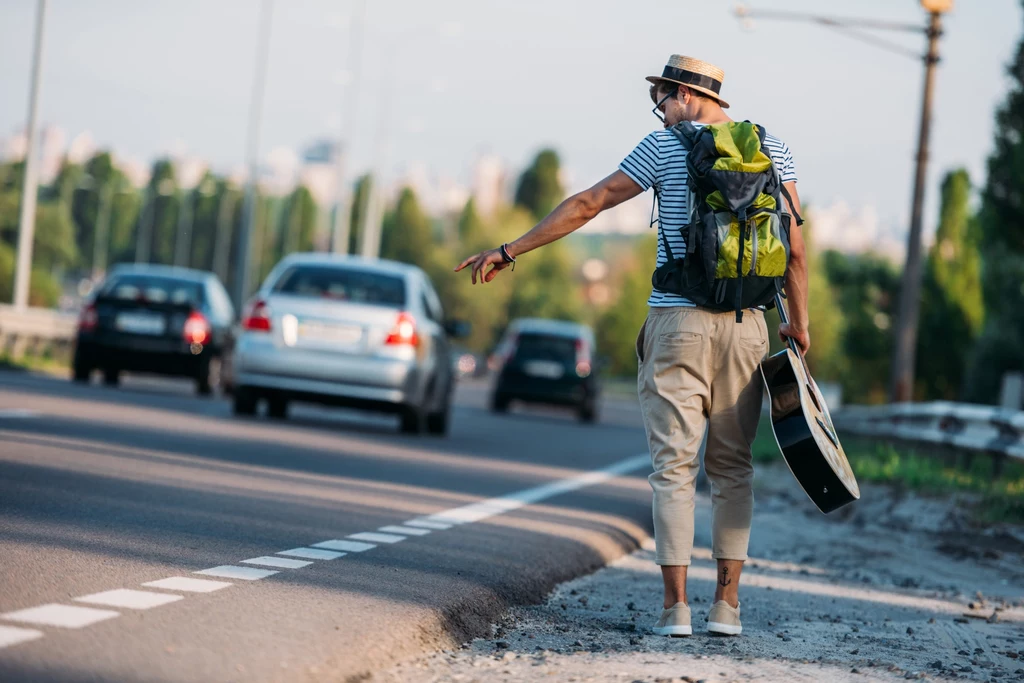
760, 294, 860, 513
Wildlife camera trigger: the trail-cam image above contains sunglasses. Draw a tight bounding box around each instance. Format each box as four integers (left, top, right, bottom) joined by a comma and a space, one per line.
652, 86, 678, 123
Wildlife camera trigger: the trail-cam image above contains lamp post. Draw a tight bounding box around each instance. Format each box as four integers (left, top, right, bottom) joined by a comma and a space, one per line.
734, 0, 954, 403
12, 0, 48, 310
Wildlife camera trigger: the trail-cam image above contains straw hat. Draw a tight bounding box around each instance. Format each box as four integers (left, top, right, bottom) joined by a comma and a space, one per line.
646, 55, 730, 109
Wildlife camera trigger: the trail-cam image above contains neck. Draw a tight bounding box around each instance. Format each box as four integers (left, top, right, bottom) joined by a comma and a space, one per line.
687, 101, 731, 124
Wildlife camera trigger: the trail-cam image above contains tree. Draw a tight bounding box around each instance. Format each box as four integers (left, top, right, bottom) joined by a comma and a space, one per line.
916, 169, 984, 400
514, 149, 563, 220
380, 187, 433, 268
456, 198, 487, 250
279, 184, 318, 256
596, 234, 656, 376
143, 160, 179, 265
348, 174, 372, 255
966, 15, 1024, 402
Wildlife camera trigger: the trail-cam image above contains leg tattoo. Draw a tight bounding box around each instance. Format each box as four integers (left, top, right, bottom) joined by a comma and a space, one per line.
718, 567, 732, 588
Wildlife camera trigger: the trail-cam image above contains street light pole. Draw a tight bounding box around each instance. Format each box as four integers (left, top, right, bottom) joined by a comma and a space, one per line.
234, 0, 274, 308
889, 9, 944, 403
12, 0, 48, 310
330, 0, 367, 255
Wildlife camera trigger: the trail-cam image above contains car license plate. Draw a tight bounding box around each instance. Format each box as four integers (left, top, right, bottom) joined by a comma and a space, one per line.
115, 312, 166, 335
523, 360, 564, 379
298, 321, 362, 346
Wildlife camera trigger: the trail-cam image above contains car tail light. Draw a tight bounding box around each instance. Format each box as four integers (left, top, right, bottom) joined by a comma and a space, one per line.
242, 298, 272, 332
78, 303, 98, 333
575, 338, 592, 378
385, 312, 419, 346
183, 311, 211, 346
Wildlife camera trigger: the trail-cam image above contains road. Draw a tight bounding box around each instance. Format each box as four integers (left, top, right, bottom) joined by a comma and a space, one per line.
0, 371, 652, 682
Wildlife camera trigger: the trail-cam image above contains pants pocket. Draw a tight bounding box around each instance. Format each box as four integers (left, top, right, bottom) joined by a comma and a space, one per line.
635, 317, 648, 364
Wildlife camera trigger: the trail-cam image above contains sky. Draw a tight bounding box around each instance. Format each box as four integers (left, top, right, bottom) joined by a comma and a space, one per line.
1, 0, 1021, 256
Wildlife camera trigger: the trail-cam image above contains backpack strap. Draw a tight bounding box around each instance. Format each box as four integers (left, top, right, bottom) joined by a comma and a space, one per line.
669, 121, 700, 150
780, 184, 804, 226
669, 122, 701, 255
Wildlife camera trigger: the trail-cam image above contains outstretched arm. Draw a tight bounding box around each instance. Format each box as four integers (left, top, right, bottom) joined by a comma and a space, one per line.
455, 170, 643, 284
779, 181, 810, 354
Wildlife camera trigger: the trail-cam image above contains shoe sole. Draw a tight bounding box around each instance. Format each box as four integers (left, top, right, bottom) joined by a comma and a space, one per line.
707, 621, 742, 635
652, 625, 692, 637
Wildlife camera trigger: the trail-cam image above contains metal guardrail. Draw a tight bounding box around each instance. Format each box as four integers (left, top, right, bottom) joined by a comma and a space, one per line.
0, 304, 78, 358
836, 401, 1024, 473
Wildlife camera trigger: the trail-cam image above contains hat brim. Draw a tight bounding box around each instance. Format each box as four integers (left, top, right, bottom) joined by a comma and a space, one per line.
646, 76, 730, 109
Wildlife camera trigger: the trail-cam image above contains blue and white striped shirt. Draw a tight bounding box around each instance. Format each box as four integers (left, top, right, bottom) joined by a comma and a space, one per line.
619, 125, 798, 308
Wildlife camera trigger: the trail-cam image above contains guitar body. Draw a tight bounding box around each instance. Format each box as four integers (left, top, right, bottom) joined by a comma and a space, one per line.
760, 348, 860, 514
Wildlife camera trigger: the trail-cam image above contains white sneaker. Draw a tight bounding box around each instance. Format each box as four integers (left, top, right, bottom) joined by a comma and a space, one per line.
652, 602, 692, 637
707, 600, 742, 635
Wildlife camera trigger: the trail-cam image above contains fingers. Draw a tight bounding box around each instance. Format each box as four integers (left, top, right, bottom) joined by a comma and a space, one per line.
454, 255, 475, 273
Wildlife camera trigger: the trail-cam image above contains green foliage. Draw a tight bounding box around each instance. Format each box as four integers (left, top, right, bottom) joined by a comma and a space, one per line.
514, 149, 563, 220
279, 185, 318, 256
968, 15, 1024, 402
348, 174, 372, 255
801, 213, 845, 381
917, 169, 984, 400
144, 159, 179, 265
457, 198, 487, 250
822, 250, 900, 404
595, 234, 655, 376
380, 187, 434, 268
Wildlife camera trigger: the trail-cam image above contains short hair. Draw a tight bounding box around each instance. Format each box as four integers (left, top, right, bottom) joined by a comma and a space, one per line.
648, 81, 711, 105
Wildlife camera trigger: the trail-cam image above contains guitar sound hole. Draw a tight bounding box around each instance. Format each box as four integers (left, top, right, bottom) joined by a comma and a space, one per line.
806, 384, 821, 412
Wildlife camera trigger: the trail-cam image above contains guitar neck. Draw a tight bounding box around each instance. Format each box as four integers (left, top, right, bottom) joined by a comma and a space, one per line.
774, 293, 801, 358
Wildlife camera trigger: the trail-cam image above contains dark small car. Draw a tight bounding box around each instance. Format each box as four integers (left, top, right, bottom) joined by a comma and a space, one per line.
489, 318, 600, 423
72, 264, 235, 395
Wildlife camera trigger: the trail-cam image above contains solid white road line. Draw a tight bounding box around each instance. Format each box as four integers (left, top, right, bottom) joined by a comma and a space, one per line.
403, 519, 453, 530
348, 532, 405, 544
0, 409, 40, 419
241, 556, 312, 569
378, 525, 431, 536
1, 603, 120, 629
277, 547, 345, 560
0, 625, 44, 649
312, 540, 376, 553
143, 576, 232, 593
195, 566, 278, 581
75, 589, 183, 610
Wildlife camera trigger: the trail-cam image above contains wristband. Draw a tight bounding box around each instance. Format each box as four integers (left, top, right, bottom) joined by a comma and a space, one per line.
500, 243, 516, 271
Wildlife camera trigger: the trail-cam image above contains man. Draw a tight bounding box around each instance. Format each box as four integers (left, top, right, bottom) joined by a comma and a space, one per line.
455, 55, 809, 638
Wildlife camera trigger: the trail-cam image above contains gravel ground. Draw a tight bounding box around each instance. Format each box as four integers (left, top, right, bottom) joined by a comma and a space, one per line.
371, 464, 1024, 683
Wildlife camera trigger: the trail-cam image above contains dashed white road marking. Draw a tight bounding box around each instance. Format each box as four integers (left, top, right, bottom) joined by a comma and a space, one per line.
379, 525, 430, 536
75, 589, 183, 610
348, 532, 405, 544
0, 409, 40, 419
241, 556, 312, 569
278, 547, 345, 560
195, 565, 278, 581
143, 576, 233, 593
1, 603, 120, 629
0, 625, 44, 649
404, 519, 453, 530
312, 539, 376, 553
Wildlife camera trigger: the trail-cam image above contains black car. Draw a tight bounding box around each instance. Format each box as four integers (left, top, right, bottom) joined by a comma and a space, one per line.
489, 318, 600, 423
72, 265, 235, 395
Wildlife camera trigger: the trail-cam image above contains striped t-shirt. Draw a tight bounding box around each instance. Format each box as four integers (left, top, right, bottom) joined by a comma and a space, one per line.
619, 125, 798, 308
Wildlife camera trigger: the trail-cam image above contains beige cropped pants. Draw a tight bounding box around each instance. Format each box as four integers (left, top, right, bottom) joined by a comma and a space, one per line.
636, 306, 768, 566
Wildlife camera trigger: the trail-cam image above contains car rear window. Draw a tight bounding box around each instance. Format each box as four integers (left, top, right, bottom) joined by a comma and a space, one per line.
272, 265, 406, 308
514, 333, 578, 363
100, 275, 204, 306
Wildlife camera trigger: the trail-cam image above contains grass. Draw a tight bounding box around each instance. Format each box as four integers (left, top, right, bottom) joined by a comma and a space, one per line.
0, 349, 70, 376
751, 416, 1024, 524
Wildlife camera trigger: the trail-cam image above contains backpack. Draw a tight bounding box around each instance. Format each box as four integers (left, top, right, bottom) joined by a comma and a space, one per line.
651, 120, 802, 322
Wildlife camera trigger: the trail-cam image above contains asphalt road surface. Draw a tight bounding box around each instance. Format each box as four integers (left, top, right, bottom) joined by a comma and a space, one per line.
0, 370, 652, 682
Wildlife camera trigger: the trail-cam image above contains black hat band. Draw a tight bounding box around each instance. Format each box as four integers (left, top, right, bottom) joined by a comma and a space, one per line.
660, 66, 722, 95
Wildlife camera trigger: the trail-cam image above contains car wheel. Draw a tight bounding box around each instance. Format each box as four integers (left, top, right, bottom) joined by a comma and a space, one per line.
72, 361, 90, 383
399, 404, 426, 434
490, 392, 510, 413
103, 368, 120, 387
233, 387, 258, 416
579, 398, 597, 424
426, 404, 450, 436
267, 396, 288, 420
196, 356, 222, 397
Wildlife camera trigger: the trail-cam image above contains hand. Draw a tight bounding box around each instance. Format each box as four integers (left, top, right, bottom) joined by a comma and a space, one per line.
454, 247, 511, 284
778, 323, 810, 356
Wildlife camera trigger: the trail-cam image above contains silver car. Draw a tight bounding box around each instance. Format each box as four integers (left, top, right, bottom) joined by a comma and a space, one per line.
231, 253, 466, 435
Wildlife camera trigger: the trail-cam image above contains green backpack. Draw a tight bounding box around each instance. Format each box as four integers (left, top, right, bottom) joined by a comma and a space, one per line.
651, 120, 802, 322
